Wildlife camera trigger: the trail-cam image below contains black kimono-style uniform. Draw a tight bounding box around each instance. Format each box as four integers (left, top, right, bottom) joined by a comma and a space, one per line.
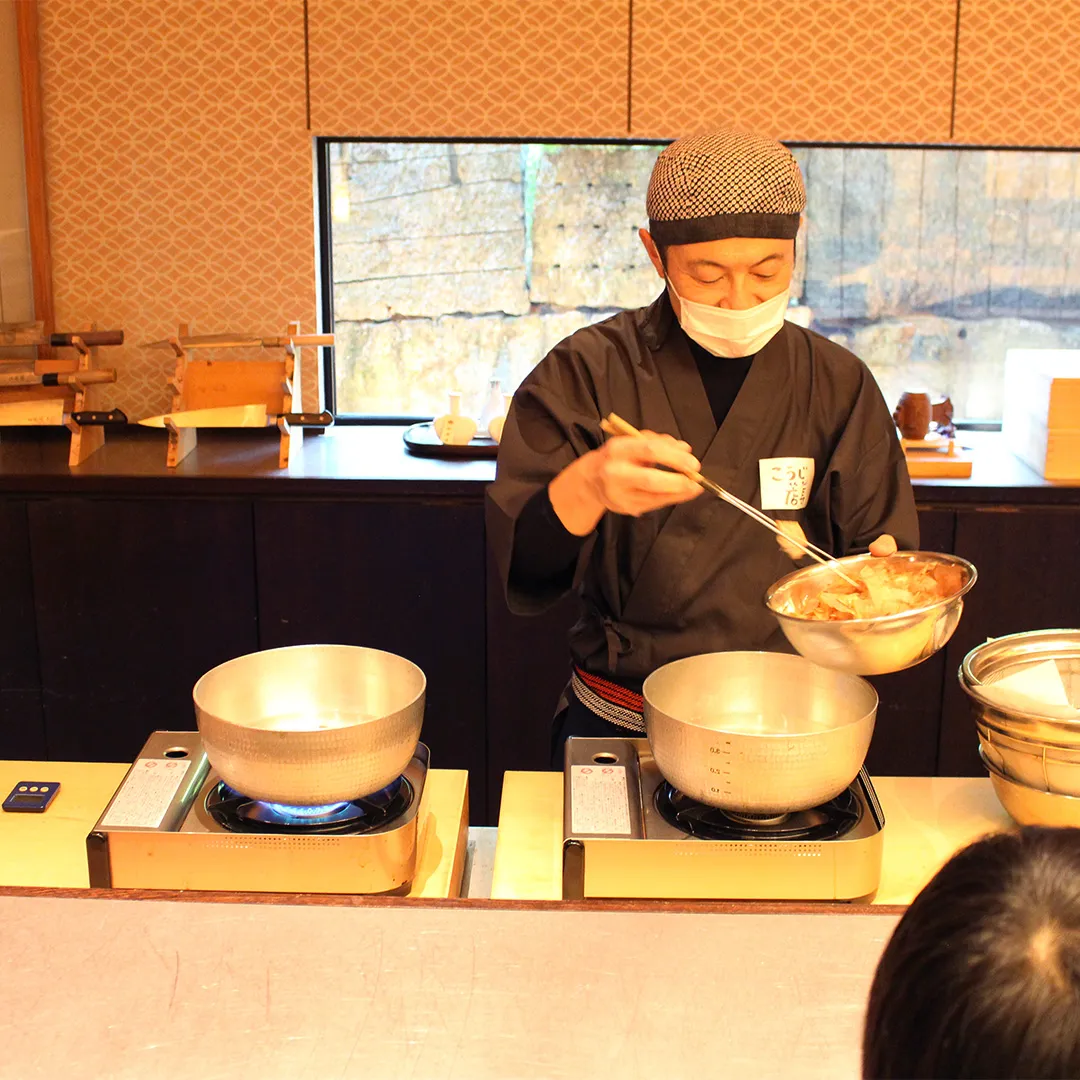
486, 291, 918, 743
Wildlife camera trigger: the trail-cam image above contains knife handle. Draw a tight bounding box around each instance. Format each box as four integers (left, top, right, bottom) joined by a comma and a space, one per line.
280, 411, 334, 426
70, 409, 128, 426
50, 330, 124, 348
39, 370, 118, 387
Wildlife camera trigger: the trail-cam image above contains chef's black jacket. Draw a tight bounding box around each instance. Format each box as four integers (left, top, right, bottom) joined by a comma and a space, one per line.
486, 291, 918, 721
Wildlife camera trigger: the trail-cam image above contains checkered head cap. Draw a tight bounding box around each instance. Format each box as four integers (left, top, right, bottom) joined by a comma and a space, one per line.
646, 127, 806, 247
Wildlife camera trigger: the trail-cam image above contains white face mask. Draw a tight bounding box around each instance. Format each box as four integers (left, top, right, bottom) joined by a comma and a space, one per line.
670, 283, 791, 358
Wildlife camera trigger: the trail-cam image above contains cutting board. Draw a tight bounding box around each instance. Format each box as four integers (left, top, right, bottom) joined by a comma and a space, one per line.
901, 436, 973, 478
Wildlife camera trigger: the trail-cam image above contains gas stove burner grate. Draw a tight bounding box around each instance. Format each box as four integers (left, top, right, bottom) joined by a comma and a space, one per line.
654, 782, 862, 842
205, 775, 414, 835
721, 808, 791, 827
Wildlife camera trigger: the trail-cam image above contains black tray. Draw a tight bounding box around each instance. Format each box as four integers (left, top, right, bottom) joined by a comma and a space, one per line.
402, 421, 498, 459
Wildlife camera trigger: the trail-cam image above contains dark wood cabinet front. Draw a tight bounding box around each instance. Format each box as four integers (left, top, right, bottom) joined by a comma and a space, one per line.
0, 476, 1075, 824
0, 500, 44, 760
254, 500, 488, 820
28, 498, 259, 763
485, 547, 578, 814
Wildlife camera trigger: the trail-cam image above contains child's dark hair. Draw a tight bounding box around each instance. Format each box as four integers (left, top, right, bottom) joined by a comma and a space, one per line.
863, 826, 1080, 1079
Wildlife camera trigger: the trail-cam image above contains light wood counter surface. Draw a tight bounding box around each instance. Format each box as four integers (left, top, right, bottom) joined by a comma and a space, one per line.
0, 760, 469, 899
872, 775, 1011, 904
491, 772, 1013, 904
0, 760, 129, 887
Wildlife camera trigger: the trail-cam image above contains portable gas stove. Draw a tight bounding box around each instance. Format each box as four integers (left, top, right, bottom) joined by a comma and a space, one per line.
87, 731, 431, 895
562, 738, 884, 901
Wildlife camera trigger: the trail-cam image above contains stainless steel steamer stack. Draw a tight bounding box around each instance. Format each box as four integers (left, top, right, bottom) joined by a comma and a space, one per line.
960, 630, 1080, 825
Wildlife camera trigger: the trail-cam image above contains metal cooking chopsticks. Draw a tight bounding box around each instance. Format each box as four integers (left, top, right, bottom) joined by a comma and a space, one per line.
600, 413, 860, 587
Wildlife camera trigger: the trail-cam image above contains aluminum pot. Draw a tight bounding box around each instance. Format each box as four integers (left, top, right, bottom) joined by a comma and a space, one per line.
642, 651, 878, 814
765, 552, 976, 676
193, 644, 425, 805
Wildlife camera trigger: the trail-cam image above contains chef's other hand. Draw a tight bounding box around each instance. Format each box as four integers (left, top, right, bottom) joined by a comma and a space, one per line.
549, 431, 703, 535
775, 520, 808, 560
869, 534, 898, 557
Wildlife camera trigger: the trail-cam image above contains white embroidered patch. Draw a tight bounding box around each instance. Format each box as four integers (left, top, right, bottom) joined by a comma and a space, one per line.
759, 457, 815, 510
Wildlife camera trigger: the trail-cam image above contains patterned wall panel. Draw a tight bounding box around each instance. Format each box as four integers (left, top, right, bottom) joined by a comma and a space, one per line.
38, 0, 319, 418
308, 0, 628, 137
954, 0, 1080, 145
631, 0, 956, 143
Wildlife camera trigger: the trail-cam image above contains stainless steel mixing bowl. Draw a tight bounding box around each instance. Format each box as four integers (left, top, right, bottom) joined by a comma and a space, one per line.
980, 746, 1080, 827
193, 644, 426, 805
642, 651, 878, 814
960, 629, 1080, 737
764, 552, 976, 676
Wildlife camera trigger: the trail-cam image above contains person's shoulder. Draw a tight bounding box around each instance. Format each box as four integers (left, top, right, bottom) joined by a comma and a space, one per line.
554, 307, 644, 354
789, 323, 868, 378
785, 323, 892, 435
522, 306, 648, 388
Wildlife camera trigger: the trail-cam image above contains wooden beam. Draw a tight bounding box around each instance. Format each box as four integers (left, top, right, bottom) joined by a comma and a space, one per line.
15, 0, 54, 358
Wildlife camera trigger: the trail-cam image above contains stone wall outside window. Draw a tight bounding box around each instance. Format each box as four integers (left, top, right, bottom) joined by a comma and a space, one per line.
329, 142, 1080, 422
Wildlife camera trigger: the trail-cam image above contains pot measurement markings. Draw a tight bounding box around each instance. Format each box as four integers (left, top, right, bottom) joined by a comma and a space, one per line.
708, 741, 735, 797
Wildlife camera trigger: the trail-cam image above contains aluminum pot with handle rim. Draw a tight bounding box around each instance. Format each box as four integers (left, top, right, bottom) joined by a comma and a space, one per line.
193, 644, 425, 805
643, 651, 878, 814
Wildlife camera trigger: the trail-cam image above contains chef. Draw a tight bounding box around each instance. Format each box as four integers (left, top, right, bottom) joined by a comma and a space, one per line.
487, 127, 918, 758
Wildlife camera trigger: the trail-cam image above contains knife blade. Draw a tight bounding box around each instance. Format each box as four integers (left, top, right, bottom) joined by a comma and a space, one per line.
0, 400, 67, 425
0, 369, 117, 388
137, 405, 333, 429
142, 333, 334, 349
0, 401, 128, 426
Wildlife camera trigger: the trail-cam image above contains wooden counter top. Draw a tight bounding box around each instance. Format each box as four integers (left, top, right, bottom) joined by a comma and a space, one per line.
0, 760, 129, 887
490, 772, 1013, 905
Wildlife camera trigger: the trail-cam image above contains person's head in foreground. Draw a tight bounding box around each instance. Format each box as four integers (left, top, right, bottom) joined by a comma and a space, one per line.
863, 826, 1080, 1079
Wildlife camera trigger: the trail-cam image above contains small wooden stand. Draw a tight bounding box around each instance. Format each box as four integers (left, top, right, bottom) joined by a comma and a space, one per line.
162, 321, 309, 469
0, 321, 116, 465
65, 335, 105, 466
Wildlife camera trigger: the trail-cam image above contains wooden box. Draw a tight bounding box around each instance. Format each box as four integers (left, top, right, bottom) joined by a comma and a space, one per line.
1002, 349, 1080, 481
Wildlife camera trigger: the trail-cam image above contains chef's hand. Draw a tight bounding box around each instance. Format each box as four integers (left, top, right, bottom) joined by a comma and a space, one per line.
868, 534, 898, 557
549, 431, 703, 536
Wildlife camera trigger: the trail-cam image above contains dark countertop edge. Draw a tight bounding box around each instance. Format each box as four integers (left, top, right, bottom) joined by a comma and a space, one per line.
0, 884, 907, 915
0, 473, 1076, 507
0, 426, 1077, 504
0, 474, 488, 499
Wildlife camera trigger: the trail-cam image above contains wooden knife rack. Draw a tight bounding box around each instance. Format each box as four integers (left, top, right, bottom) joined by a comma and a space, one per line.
0, 320, 117, 465
163, 321, 310, 469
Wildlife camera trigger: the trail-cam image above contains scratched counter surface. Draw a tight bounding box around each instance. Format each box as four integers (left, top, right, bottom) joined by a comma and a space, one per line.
0, 896, 898, 1079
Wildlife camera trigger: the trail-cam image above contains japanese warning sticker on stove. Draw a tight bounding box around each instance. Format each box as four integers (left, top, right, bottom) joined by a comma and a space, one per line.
570, 765, 632, 835
99, 757, 191, 829
758, 457, 815, 511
